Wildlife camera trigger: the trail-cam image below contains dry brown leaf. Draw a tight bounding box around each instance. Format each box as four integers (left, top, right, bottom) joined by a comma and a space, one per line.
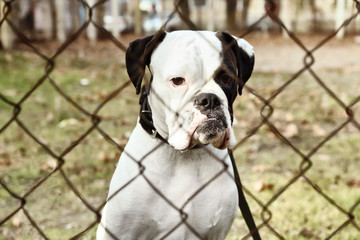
11, 216, 23, 228
300, 227, 315, 238
98, 90, 108, 100
58, 118, 80, 128
254, 179, 274, 192
4, 89, 18, 97
45, 112, 54, 122
40, 158, 57, 171
282, 123, 299, 138
98, 152, 108, 162
284, 112, 294, 122
347, 179, 360, 188
312, 125, 327, 137
252, 165, 267, 173
0, 153, 12, 166
317, 154, 331, 161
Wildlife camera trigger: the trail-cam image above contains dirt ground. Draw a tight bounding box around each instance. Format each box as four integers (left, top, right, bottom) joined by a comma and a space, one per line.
246, 33, 360, 73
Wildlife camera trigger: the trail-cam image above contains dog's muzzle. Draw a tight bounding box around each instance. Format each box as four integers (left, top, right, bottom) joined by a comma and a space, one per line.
189, 93, 230, 149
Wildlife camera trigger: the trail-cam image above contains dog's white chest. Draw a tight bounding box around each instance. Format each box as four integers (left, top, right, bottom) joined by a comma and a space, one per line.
97, 125, 238, 239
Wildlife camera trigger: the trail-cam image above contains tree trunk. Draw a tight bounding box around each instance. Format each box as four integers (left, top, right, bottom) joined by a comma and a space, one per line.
95, 2, 105, 38
206, 0, 215, 31
70, 0, 81, 35
1, 0, 15, 49
111, 0, 120, 38
86, 0, 97, 42
50, 0, 57, 40
134, 0, 142, 35
309, 0, 317, 31
176, 0, 193, 29
279, 0, 294, 37
336, 0, 346, 39
178, 0, 190, 19
240, 0, 250, 29
55, 0, 66, 42
226, 0, 237, 30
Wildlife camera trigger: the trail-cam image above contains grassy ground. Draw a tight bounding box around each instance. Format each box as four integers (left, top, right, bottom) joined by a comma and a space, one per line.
0, 38, 359, 239
0, 50, 136, 239
229, 71, 360, 240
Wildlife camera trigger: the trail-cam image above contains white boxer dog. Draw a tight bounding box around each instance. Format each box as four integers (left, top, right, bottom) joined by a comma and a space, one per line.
97, 30, 254, 240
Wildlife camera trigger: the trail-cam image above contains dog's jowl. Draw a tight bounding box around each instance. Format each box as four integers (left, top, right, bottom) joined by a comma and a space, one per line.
97, 30, 254, 240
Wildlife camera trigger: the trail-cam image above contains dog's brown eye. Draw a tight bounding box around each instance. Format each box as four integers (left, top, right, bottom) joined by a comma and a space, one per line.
221, 76, 232, 85
171, 77, 185, 86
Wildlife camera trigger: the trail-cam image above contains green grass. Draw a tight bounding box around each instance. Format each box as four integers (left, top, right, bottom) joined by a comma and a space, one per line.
0, 49, 359, 240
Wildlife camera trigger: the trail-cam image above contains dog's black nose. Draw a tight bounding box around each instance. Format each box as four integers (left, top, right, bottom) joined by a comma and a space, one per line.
194, 93, 221, 112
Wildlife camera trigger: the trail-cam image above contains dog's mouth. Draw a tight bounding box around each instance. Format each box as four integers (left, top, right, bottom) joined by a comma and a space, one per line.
168, 106, 235, 151
189, 117, 230, 149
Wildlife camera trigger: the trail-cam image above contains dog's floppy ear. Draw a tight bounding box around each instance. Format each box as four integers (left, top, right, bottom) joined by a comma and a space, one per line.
216, 32, 255, 95
126, 31, 167, 94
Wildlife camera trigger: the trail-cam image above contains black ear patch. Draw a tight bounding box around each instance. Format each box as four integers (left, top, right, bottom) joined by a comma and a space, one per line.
215, 32, 255, 95
125, 31, 167, 94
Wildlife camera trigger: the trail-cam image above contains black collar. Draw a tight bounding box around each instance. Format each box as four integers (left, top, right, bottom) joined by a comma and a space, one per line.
139, 87, 168, 144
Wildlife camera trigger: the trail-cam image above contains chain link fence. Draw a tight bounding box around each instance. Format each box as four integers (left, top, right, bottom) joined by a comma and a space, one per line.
1, 0, 360, 239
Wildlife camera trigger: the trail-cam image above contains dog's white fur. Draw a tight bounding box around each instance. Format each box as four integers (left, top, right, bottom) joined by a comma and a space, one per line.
97, 127, 238, 239
97, 31, 254, 240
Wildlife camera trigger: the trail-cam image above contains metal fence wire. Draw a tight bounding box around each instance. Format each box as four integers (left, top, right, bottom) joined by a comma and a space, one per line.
1, 0, 360, 239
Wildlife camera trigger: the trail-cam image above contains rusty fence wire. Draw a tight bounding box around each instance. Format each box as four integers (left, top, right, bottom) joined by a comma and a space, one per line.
1, 0, 360, 239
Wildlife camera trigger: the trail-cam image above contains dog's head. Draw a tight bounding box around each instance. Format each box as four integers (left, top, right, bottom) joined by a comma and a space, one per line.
126, 30, 254, 151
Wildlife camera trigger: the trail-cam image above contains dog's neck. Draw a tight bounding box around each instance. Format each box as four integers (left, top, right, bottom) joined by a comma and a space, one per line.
139, 86, 203, 150
139, 86, 168, 143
